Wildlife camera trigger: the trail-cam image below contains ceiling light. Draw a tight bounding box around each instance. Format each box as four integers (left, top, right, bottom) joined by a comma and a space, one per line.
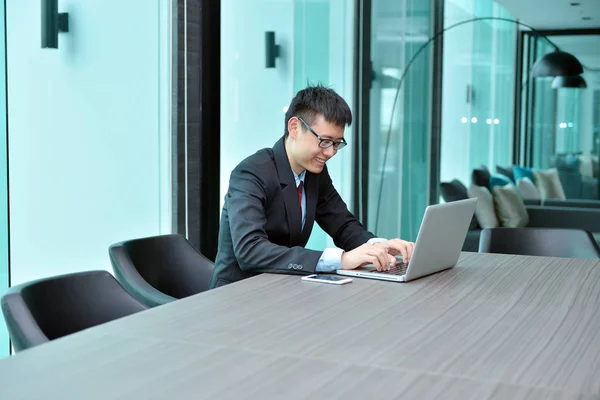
532, 50, 584, 77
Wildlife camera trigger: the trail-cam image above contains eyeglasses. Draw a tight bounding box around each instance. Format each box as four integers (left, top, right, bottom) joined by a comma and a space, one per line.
297, 117, 347, 150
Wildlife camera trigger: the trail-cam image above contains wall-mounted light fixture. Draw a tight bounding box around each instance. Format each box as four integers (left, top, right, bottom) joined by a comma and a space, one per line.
41, 0, 69, 49
265, 31, 280, 69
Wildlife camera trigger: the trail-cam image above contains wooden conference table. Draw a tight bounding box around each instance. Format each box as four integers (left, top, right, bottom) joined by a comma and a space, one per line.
0, 252, 599, 399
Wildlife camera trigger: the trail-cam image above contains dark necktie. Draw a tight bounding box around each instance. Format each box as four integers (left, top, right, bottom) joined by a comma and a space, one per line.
297, 181, 303, 215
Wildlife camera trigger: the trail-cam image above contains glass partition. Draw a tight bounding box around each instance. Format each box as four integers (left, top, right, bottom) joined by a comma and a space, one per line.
440, 0, 515, 190
220, 0, 355, 250
0, 0, 173, 359
522, 34, 600, 200
529, 39, 557, 170
367, 0, 433, 240
5, 0, 172, 288
0, 0, 9, 358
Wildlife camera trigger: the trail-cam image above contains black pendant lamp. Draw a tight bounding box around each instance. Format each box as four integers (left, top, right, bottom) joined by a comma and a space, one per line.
551, 75, 588, 89
532, 49, 584, 77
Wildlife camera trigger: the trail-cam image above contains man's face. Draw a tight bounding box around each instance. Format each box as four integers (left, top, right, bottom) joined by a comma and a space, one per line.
287, 114, 345, 175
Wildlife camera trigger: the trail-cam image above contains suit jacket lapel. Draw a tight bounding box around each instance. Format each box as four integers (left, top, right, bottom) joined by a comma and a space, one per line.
273, 137, 303, 246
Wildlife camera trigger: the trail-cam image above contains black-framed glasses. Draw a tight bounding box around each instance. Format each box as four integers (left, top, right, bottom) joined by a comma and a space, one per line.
297, 117, 347, 150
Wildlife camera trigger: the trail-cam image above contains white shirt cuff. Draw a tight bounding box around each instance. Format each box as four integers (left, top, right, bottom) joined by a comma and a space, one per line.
315, 248, 344, 272
367, 237, 387, 244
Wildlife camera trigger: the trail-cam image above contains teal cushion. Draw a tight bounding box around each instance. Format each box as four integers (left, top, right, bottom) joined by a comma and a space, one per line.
564, 155, 580, 171
513, 165, 535, 182
472, 166, 491, 187
489, 174, 512, 190
496, 165, 515, 183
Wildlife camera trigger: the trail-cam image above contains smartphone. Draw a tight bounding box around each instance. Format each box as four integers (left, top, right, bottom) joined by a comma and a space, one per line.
301, 274, 352, 285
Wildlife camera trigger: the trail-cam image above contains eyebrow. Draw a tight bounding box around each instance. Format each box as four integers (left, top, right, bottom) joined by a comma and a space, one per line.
321, 135, 344, 141
298, 118, 344, 141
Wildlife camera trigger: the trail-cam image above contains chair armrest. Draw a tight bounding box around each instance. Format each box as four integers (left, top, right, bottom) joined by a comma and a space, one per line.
109, 247, 176, 308
546, 199, 600, 209
526, 206, 600, 232
523, 199, 542, 206
462, 230, 481, 252
1, 293, 49, 351
524, 198, 600, 208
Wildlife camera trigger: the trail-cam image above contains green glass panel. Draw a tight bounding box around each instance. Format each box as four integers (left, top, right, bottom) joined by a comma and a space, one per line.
0, 0, 9, 358
531, 40, 557, 169
294, 0, 330, 251
293, 0, 355, 251
440, 0, 515, 189
368, 0, 433, 240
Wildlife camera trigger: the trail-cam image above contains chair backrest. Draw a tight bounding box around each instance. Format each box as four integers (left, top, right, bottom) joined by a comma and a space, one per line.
1, 270, 147, 352
479, 227, 600, 259
109, 234, 214, 299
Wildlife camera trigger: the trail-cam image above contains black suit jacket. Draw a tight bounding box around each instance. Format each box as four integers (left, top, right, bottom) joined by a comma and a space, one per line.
209, 137, 375, 288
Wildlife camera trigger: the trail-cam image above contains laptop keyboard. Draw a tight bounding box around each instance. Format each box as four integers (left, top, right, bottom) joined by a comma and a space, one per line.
373, 262, 408, 276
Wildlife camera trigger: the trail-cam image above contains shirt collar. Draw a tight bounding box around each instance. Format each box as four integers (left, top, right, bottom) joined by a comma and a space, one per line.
292, 169, 306, 187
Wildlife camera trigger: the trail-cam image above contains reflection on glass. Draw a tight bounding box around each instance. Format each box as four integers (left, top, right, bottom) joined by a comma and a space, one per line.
0, 1, 8, 358
525, 34, 600, 200
220, 0, 355, 251
440, 0, 515, 192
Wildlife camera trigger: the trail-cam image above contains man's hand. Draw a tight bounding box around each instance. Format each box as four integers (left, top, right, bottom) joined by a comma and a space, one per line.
340, 243, 396, 271
373, 238, 415, 263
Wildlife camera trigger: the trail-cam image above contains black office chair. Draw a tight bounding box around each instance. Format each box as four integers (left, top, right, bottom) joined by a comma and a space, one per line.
109, 234, 214, 307
479, 227, 600, 259
1, 270, 147, 352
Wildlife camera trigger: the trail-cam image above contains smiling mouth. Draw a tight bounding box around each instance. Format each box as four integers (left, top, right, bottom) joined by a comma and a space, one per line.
316, 158, 327, 164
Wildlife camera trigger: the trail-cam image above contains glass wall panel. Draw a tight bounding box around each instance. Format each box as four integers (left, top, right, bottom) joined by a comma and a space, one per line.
0, 0, 9, 358
523, 34, 600, 200
367, 0, 433, 240
529, 39, 556, 170
294, 0, 355, 250
5, 0, 172, 287
220, 0, 295, 210
490, 5, 516, 173
440, 0, 515, 190
555, 89, 582, 155
220, 0, 355, 250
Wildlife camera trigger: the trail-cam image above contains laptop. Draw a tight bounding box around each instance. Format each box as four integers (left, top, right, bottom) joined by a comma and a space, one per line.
337, 198, 477, 282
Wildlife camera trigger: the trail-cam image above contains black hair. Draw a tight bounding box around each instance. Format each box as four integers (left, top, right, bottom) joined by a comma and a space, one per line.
284, 84, 352, 137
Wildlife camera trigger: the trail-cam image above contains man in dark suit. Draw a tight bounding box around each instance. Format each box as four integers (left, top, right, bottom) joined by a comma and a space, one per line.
210, 85, 414, 289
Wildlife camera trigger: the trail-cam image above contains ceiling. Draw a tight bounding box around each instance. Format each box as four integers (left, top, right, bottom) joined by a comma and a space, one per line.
495, 0, 600, 30
481, 0, 600, 71
371, 0, 600, 72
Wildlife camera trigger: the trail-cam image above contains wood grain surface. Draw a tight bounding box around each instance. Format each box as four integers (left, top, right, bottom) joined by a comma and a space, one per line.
1, 252, 599, 399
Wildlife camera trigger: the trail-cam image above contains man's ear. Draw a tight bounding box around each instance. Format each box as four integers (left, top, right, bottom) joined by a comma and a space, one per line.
287, 117, 299, 139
